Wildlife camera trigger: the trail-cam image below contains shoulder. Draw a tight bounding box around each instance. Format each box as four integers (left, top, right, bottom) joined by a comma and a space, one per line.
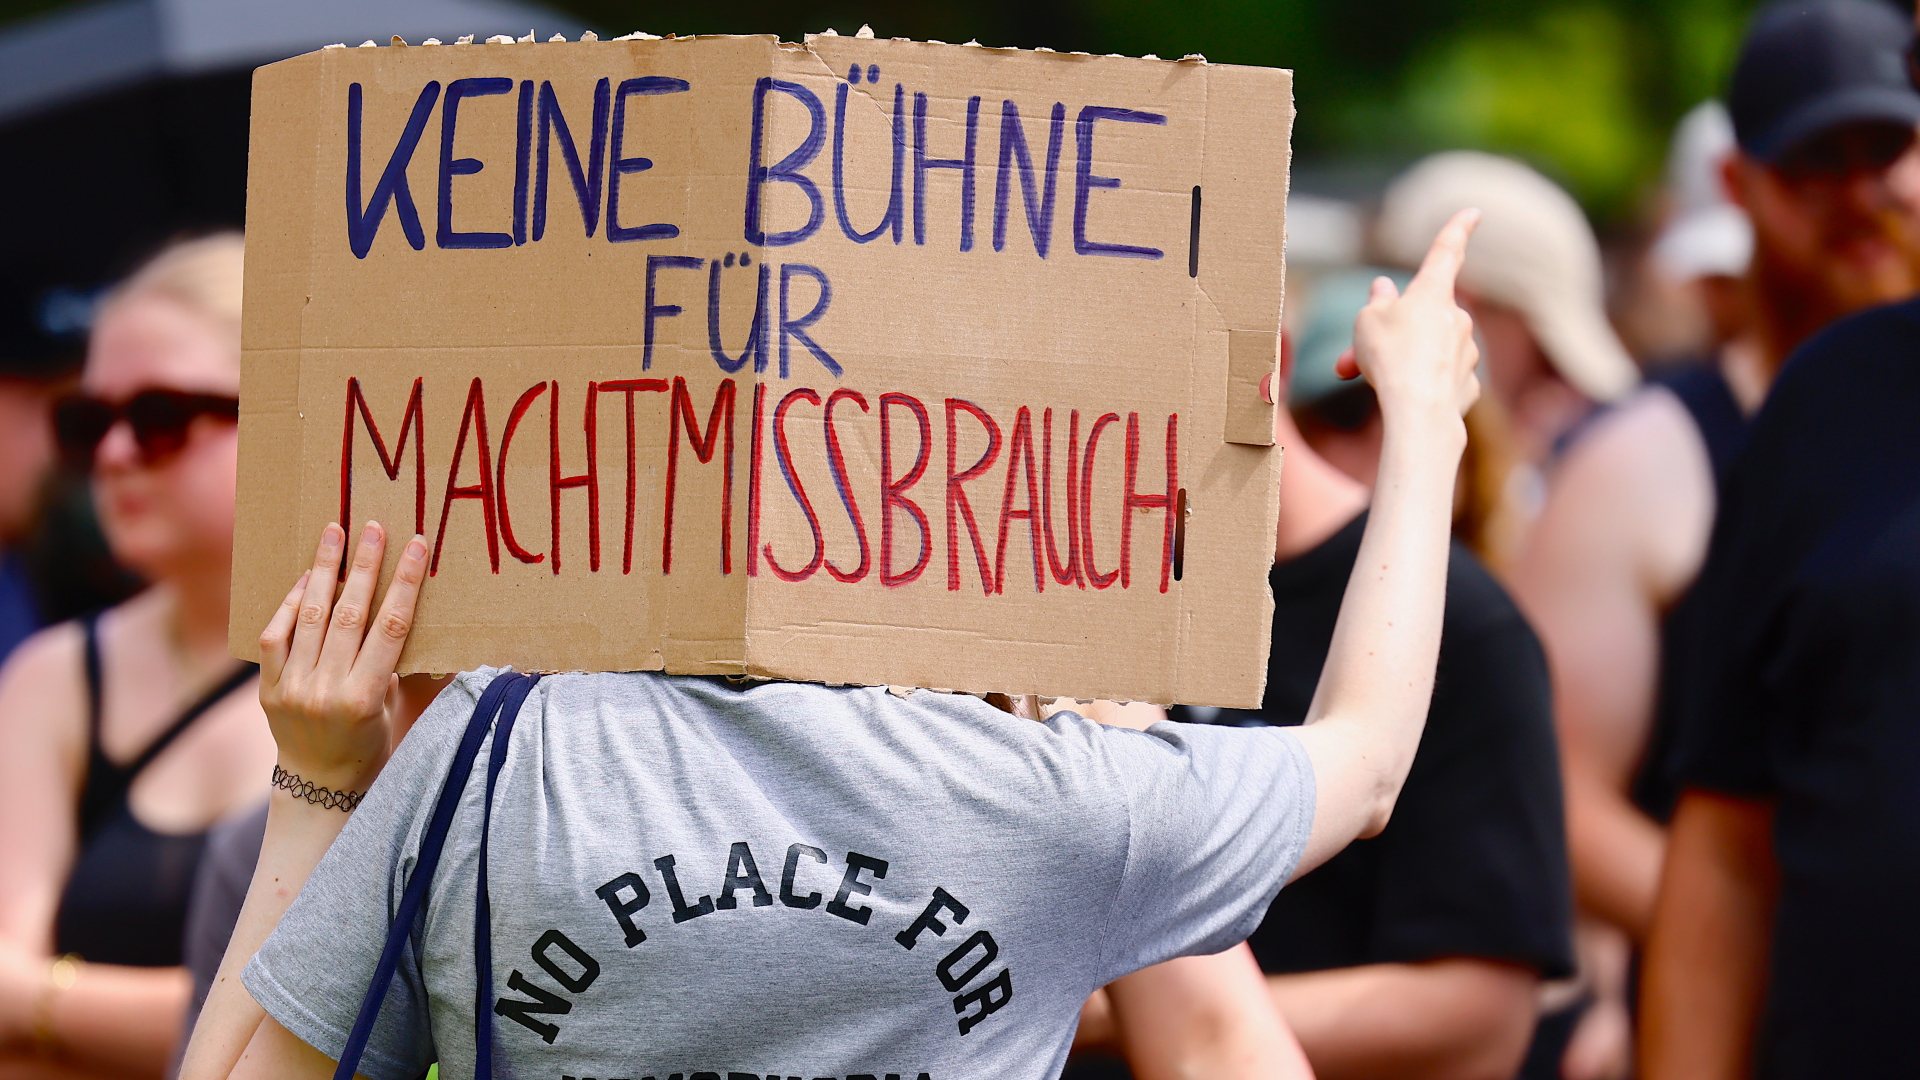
373, 667, 507, 783
1522, 387, 1714, 599
1442, 542, 1539, 649
1782, 296, 1920, 377
1560, 385, 1709, 490
1434, 548, 1554, 739
1548, 386, 1713, 535
1752, 299, 1920, 454
0, 618, 88, 731
1706, 301, 1920, 572
0, 617, 85, 686
0, 620, 93, 809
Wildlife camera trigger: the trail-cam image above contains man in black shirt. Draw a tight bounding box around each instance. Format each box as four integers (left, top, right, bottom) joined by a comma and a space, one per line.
1643, 305, 1920, 1079
1633, 4, 1920, 1077
1073, 340, 1574, 1079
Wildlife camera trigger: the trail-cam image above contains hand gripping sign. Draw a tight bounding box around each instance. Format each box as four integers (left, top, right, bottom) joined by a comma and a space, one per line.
230, 32, 1291, 707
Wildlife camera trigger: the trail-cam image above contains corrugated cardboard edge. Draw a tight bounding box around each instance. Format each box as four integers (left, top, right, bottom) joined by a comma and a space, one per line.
229, 52, 324, 661
1225, 330, 1279, 445
1174, 62, 1290, 706
228, 39, 1293, 708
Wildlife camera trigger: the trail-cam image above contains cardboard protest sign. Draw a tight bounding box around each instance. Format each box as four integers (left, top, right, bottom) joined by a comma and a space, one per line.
230, 32, 1291, 706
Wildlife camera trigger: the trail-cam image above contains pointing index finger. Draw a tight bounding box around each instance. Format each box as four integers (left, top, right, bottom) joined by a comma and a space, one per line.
1406, 208, 1480, 298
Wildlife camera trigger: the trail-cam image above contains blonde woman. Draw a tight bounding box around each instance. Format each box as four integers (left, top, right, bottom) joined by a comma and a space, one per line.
0, 234, 277, 1079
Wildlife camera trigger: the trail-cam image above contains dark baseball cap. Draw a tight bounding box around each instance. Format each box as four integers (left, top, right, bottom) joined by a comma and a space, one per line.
1728, 0, 1920, 162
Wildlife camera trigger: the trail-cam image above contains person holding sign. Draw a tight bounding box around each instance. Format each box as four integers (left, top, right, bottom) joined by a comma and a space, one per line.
175, 209, 1481, 1080
1638, 5, 1920, 1075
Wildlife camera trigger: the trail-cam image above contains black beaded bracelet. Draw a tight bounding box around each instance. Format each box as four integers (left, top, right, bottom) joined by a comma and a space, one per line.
271, 765, 364, 812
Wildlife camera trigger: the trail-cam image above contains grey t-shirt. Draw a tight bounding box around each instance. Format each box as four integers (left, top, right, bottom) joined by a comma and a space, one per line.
245, 668, 1314, 1080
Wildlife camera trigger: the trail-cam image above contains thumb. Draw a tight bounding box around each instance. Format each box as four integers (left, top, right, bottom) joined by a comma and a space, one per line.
1335, 346, 1360, 381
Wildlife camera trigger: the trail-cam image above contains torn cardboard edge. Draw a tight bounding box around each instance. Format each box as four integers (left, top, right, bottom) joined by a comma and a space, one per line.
231, 32, 1291, 707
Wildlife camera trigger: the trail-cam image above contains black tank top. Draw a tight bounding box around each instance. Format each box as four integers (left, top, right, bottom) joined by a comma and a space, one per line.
51, 615, 258, 966
1633, 363, 1750, 821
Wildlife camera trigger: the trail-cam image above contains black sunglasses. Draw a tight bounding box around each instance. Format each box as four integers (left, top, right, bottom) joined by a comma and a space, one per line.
54, 389, 239, 467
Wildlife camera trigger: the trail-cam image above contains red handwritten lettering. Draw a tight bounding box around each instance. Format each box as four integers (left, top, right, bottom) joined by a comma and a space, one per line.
430, 378, 501, 575
664, 377, 736, 575
1078, 412, 1121, 589
597, 379, 668, 573
339, 375, 1178, 598
340, 377, 426, 581
879, 393, 931, 588
496, 381, 549, 565
823, 388, 872, 583
1041, 407, 1084, 588
945, 399, 1002, 595
764, 388, 824, 581
993, 406, 1044, 594
1122, 412, 1178, 592
550, 381, 600, 574
748, 382, 766, 577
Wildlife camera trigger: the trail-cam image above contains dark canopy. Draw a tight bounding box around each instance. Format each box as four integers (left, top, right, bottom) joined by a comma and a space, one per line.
0, 0, 572, 373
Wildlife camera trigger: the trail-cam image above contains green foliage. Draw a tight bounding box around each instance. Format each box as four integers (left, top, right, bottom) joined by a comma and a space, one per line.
543, 0, 1761, 221
1397, 6, 1656, 214
0, 0, 1773, 220
1389, 0, 1752, 215
1070, 0, 1760, 219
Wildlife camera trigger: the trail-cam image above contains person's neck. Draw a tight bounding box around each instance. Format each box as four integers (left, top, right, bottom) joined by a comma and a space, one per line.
1754, 299, 1820, 375
1275, 415, 1370, 563
1508, 376, 1591, 465
1716, 332, 1772, 415
155, 564, 236, 673
1748, 254, 1851, 374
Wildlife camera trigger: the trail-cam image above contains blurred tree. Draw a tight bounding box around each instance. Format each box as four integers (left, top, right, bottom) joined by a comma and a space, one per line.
536, 0, 1770, 218
1073, 0, 1762, 217
0, 0, 1811, 219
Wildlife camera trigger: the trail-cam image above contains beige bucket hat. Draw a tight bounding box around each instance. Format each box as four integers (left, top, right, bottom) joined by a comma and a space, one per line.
1374, 151, 1638, 403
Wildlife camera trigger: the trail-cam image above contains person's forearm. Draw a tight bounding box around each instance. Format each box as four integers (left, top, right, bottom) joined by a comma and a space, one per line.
1638, 791, 1775, 1080
176, 797, 356, 1080
1565, 766, 1666, 940
15, 963, 188, 1077
1268, 960, 1536, 1080
179, 521, 430, 1080
1305, 409, 1464, 835
0, 1056, 139, 1079
1283, 213, 1478, 870
1107, 947, 1312, 1080
0, 964, 186, 1079
1072, 988, 1117, 1054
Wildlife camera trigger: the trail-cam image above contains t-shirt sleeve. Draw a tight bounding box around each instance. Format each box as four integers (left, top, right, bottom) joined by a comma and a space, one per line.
1092, 721, 1315, 984
1667, 403, 1796, 798
1668, 587, 1781, 797
242, 670, 494, 1080
1363, 611, 1574, 977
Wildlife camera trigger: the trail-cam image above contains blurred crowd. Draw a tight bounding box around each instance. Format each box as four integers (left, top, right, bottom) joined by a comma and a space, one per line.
5, 1, 1920, 1078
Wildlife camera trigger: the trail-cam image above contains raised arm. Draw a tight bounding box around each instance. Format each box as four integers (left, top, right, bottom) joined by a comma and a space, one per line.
178, 521, 426, 1080
1288, 209, 1482, 876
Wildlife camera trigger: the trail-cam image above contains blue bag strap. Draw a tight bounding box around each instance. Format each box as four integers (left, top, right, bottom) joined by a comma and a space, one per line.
471, 673, 540, 1080
331, 671, 530, 1080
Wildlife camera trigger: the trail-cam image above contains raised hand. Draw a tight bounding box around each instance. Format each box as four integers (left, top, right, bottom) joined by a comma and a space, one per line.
1336, 207, 1482, 426
1289, 208, 1488, 876
257, 521, 427, 795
